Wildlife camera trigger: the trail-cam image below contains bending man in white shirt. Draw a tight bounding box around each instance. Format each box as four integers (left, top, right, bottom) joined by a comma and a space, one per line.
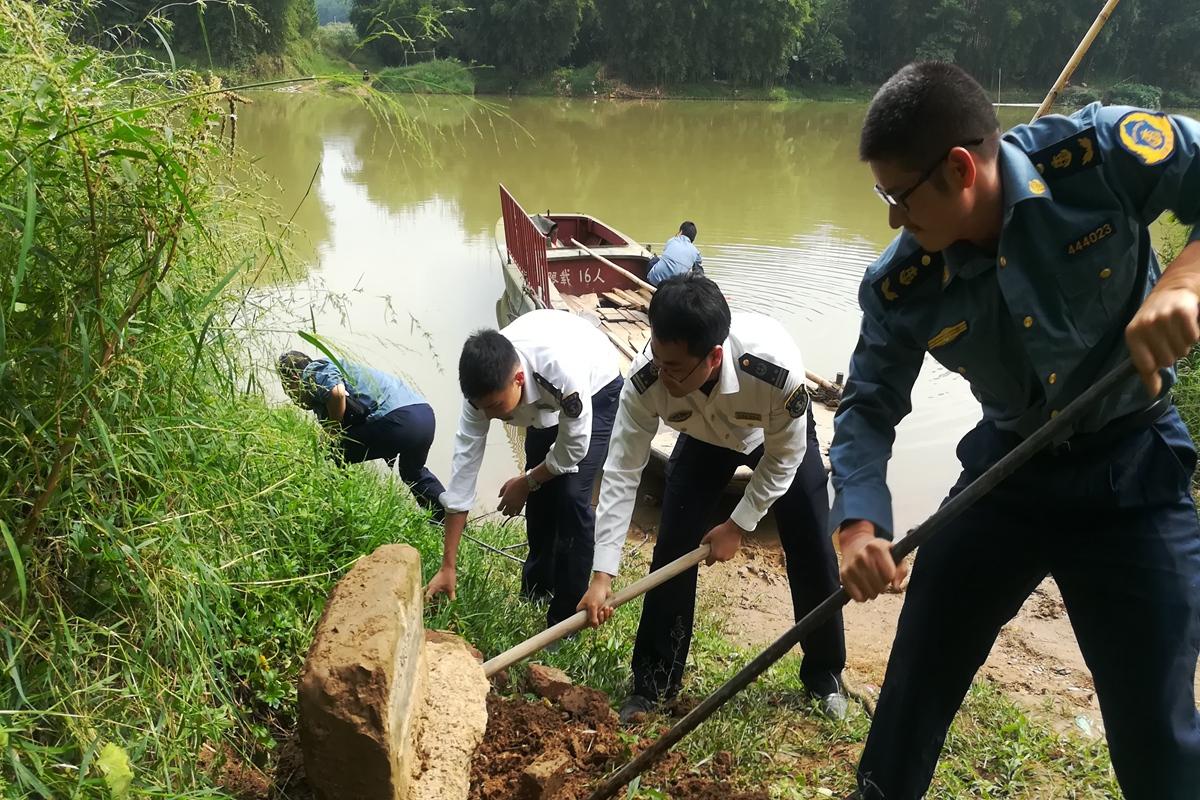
426, 310, 623, 628
578, 275, 847, 721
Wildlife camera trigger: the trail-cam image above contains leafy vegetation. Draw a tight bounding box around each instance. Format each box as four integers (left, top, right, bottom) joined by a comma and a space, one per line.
376, 59, 475, 94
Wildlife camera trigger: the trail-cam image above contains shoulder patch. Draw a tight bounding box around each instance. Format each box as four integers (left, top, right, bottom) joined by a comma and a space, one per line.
1029, 128, 1103, 180
631, 362, 659, 394
560, 391, 582, 418
872, 250, 943, 305
785, 386, 810, 419
532, 371, 563, 402
738, 353, 789, 389
1115, 111, 1175, 166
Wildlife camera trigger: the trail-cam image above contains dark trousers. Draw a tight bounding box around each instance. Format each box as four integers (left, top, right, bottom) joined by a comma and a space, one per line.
857, 407, 1200, 800
523, 377, 623, 626
631, 409, 846, 699
340, 403, 446, 520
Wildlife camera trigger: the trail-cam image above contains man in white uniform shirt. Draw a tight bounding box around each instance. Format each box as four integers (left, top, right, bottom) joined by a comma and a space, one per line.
578, 275, 847, 721
426, 310, 623, 628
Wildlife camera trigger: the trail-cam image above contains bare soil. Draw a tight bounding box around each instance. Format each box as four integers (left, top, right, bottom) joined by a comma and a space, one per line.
470, 690, 769, 800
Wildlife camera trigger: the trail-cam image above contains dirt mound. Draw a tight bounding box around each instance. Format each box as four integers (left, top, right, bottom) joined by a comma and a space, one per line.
471, 691, 769, 800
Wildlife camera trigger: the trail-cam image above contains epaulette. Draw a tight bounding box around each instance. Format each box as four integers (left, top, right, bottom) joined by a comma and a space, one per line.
1029, 127, 1103, 180
631, 362, 659, 394
872, 249, 943, 305
533, 371, 562, 401
737, 353, 789, 389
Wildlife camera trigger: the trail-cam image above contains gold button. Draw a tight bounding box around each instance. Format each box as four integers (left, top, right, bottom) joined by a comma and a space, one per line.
957, 367, 967, 375
741, 358, 750, 367
1023, 316, 1033, 329
1048, 372, 1057, 385
1100, 268, 1112, 279
999, 256, 1008, 268
921, 255, 931, 266
1050, 410, 1059, 418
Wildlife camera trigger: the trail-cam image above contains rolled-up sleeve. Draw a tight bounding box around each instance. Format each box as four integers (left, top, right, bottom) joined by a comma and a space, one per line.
731, 376, 808, 532
439, 400, 492, 514
544, 378, 590, 477
592, 383, 658, 575
828, 281, 924, 540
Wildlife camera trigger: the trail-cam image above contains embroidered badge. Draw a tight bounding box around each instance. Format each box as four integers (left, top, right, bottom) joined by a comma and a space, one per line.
734, 411, 763, 422
873, 250, 943, 304
1066, 220, 1114, 256
560, 392, 582, 419
784, 386, 810, 419
667, 409, 693, 423
1031, 129, 1103, 180
1117, 111, 1175, 166
928, 321, 968, 350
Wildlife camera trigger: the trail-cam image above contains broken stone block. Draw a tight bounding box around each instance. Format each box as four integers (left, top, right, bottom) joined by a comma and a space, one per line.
518, 751, 572, 800
527, 664, 573, 701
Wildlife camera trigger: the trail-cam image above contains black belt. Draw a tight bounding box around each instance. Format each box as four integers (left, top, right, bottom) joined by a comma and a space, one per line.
1045, 394, 1172, 458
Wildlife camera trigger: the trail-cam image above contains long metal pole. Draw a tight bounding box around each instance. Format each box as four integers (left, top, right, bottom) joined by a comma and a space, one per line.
587, 359, 1138, 800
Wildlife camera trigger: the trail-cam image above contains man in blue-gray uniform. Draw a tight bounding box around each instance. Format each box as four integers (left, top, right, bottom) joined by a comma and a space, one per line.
830, 62, 1200, 799
278, 351, 445, 518
647, 221, 704, 286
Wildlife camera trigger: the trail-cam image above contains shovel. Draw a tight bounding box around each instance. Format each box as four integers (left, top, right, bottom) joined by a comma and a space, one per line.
586, 357, 1140, 800
484, 543, 712, 677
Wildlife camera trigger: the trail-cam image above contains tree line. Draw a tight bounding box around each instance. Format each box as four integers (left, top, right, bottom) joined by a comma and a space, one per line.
83, 0, 1198, 95
349, 0, 1197, 93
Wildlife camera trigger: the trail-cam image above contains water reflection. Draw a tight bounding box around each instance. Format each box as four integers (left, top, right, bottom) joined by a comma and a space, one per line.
239, 92, 1031, 533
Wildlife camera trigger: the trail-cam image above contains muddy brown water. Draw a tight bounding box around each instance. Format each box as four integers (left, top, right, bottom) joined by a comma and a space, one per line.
240, 92, 1039, 533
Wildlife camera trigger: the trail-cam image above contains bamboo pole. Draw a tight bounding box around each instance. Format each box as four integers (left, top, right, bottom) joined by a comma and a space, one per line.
1031, 0, 1122, 122
483, 544, 711, 677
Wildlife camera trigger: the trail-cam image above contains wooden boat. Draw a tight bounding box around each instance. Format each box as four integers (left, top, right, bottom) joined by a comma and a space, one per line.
493, 184, 841, 485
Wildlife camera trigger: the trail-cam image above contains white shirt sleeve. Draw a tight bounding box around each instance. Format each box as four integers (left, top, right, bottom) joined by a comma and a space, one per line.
592, 381, 659, 575
543, 371, 590, 477
439, 399, 492, 514
730, 374, 809, 532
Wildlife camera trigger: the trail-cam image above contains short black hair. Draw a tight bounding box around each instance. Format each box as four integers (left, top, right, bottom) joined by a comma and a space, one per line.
679, 221, 697, 242
860, 62, 1000, 170
459, 329, 520, 399
278, 350, 311, 382
648, 274, 730, 357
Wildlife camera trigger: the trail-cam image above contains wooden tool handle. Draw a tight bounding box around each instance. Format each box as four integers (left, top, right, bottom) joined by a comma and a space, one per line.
570, 238, 658, 294
482, 544, 711, 677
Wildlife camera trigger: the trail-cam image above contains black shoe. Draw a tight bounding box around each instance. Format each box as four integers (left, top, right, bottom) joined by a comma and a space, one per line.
618, 693, 656, 725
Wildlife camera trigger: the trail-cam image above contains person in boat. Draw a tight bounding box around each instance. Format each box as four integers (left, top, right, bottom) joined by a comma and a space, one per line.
646, 221, 704, 286
277, 350, 445, 518
831, 62, 1200, 799
578, 274, 848, 723
424, 310, 623, 628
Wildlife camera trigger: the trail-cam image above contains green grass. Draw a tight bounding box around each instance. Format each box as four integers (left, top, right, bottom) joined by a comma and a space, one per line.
0, 2, 1154, 796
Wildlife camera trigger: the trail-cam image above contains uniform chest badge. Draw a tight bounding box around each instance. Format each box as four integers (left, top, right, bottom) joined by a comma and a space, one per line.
667, 410, 692, 423
734, 411, 763, 422
928, 321, 968, 350
1117, 111, 1176, 166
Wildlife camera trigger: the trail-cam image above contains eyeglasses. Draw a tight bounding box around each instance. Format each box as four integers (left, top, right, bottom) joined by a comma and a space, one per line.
874, 139, 984, 210
643, 339, 709, 384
